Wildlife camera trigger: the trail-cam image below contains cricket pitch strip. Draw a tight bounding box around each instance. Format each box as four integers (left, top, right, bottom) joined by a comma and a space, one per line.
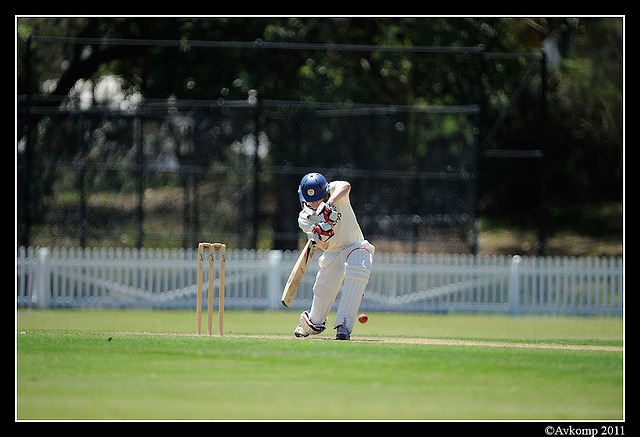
117, 332, 622, 352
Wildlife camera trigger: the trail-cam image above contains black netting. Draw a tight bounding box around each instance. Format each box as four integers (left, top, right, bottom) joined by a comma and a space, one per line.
17, 99, 479, 252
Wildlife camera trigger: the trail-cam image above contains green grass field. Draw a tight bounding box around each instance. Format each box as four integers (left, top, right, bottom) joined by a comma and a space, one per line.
16, 309, 624, 421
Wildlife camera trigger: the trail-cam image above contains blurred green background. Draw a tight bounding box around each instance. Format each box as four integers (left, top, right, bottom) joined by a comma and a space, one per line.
16, 17, 623, 256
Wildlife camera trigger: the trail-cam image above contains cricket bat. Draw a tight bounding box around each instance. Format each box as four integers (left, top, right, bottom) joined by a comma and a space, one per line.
281, 239, 317, 308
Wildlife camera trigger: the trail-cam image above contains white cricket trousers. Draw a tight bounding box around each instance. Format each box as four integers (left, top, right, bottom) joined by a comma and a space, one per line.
308, 240, 375, 333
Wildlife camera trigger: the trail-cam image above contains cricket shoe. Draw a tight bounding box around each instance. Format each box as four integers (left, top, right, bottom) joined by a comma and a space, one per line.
294, 325, 310, 337
335, 324, 351, 340
294, 311, 326, 338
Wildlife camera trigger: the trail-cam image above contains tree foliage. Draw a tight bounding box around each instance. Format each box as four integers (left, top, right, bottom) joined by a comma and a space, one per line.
17, 17, 623, 226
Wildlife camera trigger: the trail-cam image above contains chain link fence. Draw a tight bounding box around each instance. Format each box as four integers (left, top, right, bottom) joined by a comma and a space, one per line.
18, 97, 480, 252
17, 36, 551, 253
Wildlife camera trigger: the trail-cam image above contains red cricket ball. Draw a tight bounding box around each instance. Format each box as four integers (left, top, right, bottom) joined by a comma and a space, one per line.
358, 313, 368, 324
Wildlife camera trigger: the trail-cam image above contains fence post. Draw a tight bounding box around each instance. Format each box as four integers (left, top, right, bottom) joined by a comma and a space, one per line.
267, 250, 283, 309
36, 247, 51, 308
508, 255, 522, 315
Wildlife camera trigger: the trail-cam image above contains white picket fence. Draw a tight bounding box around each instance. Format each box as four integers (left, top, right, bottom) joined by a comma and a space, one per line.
16, 246, 623, 316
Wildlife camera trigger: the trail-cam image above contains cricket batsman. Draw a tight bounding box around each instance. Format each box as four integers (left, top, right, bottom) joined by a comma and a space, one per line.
294, 172, 375, 340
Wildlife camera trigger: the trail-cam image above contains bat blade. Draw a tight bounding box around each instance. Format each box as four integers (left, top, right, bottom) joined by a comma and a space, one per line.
281, 239, 317, 308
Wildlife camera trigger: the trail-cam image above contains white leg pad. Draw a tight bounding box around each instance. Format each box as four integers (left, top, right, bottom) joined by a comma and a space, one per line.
334, 248, 372, 332
308, 252, 344, 326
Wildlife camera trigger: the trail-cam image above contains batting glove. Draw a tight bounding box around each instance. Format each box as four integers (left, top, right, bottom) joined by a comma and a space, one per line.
316, 201, 339, 225
312, 221, 334, 242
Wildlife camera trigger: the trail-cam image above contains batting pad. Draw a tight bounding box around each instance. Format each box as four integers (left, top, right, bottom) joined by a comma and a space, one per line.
334, 249, 372, 332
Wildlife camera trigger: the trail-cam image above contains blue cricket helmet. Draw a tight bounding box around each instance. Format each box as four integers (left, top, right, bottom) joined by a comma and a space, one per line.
299, 173, 328, 202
